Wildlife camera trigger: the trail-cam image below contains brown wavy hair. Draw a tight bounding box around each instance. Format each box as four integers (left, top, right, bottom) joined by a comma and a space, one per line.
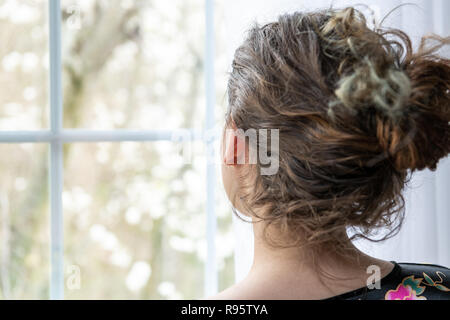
226, 7, 450, 256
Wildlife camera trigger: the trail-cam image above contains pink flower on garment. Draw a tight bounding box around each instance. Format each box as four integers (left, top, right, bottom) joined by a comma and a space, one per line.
385, 283, 426, 300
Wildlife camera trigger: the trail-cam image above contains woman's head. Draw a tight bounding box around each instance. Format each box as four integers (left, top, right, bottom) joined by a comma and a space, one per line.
222, 7, 450, 255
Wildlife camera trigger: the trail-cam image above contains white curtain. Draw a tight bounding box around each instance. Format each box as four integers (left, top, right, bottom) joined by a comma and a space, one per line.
223, 0, 450, 282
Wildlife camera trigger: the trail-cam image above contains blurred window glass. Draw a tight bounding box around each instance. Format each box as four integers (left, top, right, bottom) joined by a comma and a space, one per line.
0, 0, 233, 300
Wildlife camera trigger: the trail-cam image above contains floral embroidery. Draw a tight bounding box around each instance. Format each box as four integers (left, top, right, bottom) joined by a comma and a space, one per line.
385, 276, 427, 300
422, 272, 450, 292
402, 276, 426, 295
385, 272, 450, 300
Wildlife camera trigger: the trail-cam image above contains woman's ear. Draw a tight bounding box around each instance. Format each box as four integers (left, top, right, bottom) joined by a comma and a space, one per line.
223, 126, 246, 165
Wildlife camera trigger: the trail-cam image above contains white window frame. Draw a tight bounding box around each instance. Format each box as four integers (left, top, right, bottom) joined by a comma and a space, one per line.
0, 0, 218, 300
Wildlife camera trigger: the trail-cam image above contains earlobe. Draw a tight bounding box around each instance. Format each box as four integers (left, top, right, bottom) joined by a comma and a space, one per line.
224, 129, 238, 165
223, 128, 245, 165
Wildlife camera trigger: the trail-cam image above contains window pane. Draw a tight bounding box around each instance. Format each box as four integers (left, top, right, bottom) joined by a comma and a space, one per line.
61, 0, 206, 130
0, 144, 49, 299
64, 142, 209, 299
0, 0, 48, 130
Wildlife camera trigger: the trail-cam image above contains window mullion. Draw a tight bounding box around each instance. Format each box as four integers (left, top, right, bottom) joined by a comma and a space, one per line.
49, 0, 64, 300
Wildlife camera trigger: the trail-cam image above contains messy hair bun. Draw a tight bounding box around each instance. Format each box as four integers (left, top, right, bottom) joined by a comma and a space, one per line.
227, 7, 450, 253
323, 8, 450, 171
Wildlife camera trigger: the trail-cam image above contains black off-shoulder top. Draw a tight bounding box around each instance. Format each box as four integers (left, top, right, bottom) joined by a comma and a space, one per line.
326, 262, 450, 300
